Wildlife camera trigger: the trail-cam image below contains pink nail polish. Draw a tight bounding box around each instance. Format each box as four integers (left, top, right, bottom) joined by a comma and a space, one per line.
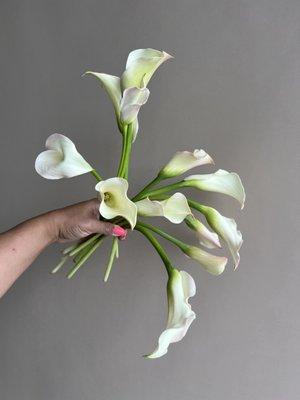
112, 226, 127, 237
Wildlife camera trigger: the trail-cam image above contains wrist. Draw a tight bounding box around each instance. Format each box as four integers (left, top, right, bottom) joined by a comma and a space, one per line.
38, 211, 61, 244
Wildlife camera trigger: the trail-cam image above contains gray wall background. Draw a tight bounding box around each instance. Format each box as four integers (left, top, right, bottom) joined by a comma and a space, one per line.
0, 0, 299, 399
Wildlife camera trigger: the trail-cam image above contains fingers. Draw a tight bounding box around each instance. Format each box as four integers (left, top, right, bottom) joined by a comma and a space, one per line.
90, 220, 127, 238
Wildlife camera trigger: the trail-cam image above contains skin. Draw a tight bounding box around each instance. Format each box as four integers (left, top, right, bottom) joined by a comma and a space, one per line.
0, 199, 127, 298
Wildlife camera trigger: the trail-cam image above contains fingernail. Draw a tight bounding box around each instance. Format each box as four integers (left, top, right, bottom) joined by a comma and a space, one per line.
112, 226, 126, 237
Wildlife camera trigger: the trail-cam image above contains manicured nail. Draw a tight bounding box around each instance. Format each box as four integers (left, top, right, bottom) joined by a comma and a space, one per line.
112, 226, 127, 237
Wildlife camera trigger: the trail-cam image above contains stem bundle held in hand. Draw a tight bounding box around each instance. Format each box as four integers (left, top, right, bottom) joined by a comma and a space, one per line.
35, 48, 245, 359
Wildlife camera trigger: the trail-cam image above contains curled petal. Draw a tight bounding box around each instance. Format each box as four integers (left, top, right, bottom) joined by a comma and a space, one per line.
146, 269, 196, 359
184, 245, 227, 276
121, 48, 173, 90
136, 193, 191, 224
159, 149, 214, 179
185, 169, 245, 209
84, 72, 122, 116
185, 215, 221, 249
200, 206, 243, 269
35, 134, 93, 179
120, 87, 150, 124
160, 193, 192, 223
95, 177, 137, 229
136, 197, 164, 217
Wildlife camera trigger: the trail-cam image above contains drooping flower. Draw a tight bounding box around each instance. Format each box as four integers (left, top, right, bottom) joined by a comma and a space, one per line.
121, 48, 172, 90
199, 205, 243, 269
136, 193, 191, 223
95, 177, 137, 229
184, 169, 245, 209
159, 149, 214, 179
146, 268, 196, 359
183, 245, 227, 276
35, 134, 93, 179
185, 215, 221, 249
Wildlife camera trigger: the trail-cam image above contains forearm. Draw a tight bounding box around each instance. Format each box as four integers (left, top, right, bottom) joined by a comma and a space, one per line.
0, 213, 56, 298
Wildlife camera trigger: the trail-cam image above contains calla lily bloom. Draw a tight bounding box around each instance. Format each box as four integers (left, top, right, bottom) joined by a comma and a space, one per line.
85, 49, 170, 141
84, 71, 149, 140
185, 215, 221, 249
183, 245, 227, 275
35, 134, 93, 179
184, 169, 245, 209
199, 205, 243, 269
136, 193, 191, 224
121, 48, 173, 90
146, 269, 196, 359
159, 149, 214, 179
95, 177, 137, 229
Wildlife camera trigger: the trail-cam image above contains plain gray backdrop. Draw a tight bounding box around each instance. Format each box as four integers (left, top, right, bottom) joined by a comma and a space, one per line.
0, 0, 299, 399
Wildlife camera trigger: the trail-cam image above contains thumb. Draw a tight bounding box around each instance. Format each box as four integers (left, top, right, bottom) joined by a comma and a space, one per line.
89, 220, 127, 238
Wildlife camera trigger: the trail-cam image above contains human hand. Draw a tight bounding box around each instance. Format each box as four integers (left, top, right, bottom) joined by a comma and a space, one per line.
46, 198, 127, 243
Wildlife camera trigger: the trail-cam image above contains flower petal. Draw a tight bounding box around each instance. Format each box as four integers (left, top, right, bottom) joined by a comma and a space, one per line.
159, 149, 214, 178
185, 215, 221, 249
35, 134, 93, 179
136, 193, 191, 224
184, 245, 227, 275
199, 206, 243, 269
84, 72, 122, 116
146, 269, 196, 359
136, 197, 164, 217
185, 169, 245, 209
120, 87, 150, 124
95, 177, 137, 229
160, 193, 192, 224
121, 48, 173, 90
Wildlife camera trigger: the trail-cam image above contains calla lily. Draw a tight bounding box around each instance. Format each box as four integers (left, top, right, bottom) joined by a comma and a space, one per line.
199, 205, 243, 269
95, 177, 137, 229
136, 193, 191, 224
121, 48, 173, 90
85, 48, 171, 141
183, 245, 227, 275
184, 169, 245, 209
146, 269, 196, 359
35, 134, 93, 179
120, 87, 150, 124
84, 71, 149, 140
159, 149, 214, 179
185, 215, 221, 249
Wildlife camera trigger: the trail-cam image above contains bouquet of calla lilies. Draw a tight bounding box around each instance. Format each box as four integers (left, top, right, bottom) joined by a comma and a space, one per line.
35, 49, 245, 359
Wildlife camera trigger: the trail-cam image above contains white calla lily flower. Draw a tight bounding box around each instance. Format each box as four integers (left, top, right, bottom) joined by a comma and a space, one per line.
184, 245, 227, 275
35, 134, 93, 179
136, 193, 191, 224
159, 149, 214, 179
84, 72, 122, 117
121, 48, 173, 90
184, 169, 245, 209
95, 177, 137, 229
199, 205, 243, 269
146, 269, 196, 359
185, 215, 221, 249
120, 87, 150, 124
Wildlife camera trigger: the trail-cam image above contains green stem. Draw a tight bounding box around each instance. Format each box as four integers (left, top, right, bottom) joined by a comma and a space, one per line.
132, 175, 163, 202
91, 169, 102, 181
103, 237, 119, 282
51, 256, 69, 274
136, 221, 188, 252
138, 181, 187, 200
135, 224, 173, 276
67, 237, 104, 279
187, 199, 208, 214
120, 123, 134, 179
68, 233, 102, 257
117, 125, 128, 176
